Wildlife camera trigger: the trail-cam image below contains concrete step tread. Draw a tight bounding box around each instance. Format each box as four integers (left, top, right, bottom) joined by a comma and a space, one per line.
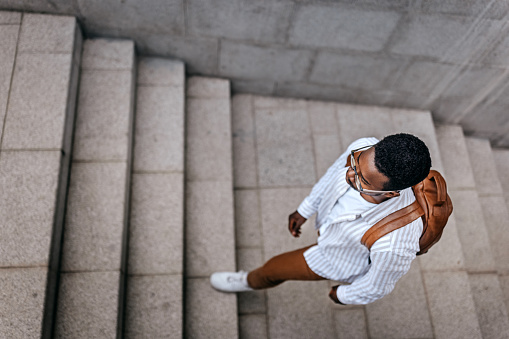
0, 12, 81, 338
55, 38, 135, 338
465, 137, 509, 334
125, 57, 185, 338
436, 125, 509, 338
185, 76, 238, 338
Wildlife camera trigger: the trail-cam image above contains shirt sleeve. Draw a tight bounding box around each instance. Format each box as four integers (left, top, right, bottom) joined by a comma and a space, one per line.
336, 249, 415, 305
297, 137, 379, 219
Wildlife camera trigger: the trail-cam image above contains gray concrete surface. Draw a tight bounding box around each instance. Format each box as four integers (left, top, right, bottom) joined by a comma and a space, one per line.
56, 38, 135, 338
0, 13, 81, 338
185, 77, 238, 337
125, 57, 185, 338
1, 2, 509, 146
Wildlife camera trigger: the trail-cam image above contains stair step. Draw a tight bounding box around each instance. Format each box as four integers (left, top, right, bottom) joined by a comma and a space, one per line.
55, 38, 135, 338
493, 148, 509, 315
464, 137, 509, 336
125, 57, 185, 338
185, 77, 238, 338
0, 12, 81, 338
435, 125, 509, 338
436, 125, 496, 272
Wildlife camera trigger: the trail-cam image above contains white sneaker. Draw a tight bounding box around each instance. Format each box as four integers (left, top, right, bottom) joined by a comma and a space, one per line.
210, 271, 253, 292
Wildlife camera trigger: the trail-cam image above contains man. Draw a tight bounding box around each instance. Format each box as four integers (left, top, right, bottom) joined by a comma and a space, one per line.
210, 133, 432, 305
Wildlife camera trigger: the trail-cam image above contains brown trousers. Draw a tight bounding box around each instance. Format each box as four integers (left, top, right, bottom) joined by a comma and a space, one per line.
247, 245, 326, 289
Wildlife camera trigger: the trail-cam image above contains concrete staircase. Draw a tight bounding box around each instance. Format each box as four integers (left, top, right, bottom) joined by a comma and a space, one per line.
1, 11, 509, 339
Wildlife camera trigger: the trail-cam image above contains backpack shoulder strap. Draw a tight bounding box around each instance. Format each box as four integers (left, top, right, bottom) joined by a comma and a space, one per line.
361, 200, 424, 250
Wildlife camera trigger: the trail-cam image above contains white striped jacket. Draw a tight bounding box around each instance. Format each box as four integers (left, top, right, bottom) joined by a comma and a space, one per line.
297, 137, 423, 305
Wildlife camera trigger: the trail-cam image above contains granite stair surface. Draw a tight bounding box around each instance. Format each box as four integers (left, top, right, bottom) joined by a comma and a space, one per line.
184, 76, 238, 338
55, 38, 136, 338
1, 10, 509, 339
0, 12, 82, 338
125, 57, 185, 338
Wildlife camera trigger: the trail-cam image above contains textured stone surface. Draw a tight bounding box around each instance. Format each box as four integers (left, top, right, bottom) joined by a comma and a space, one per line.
235, 189, 262, 248
135, 34, 218, 74
237, 248, 266, 315
310, 52, 401, 90
0, 10, 21, 23
500, 274, 509, 318
220, 41, 313, 82
0, 25, 18, 145
0, 151, 60, 266
186, 181, 236, 276
290, 5, 400, 51
188, 99, 232, 175
423, 271, 482, 339
187, 0, 293, 43
125, 274, 183, 339
61, 162, 127, 272
232, 94, 257, 188
337, 104, 395, 146
259, 188, 317, 260
0, 268, 47, 338
2, 53, 73, 150
390, 14, 501, 62
185, 278, 238, 338
81, 39, 134, 70
469, 273, 509, 339
186, 98, 232, 182
239, 314, 268, 339
134, 86, 184, 172
0, 0, 81, 15
129, 173, 183, 275
73, 70, 133, 161
421, 0, 509, 19
56, 271, 121, 338
187, 76, 229, 98
18, 14, 76, 53
479, 196, 509, 274
435, 124, 477, 189
77, 0, 184, 36
255, 106, 316, 187
313, 134, 342, 179
449, 190, 496, 272
266, 280, 335, 338
253, 96, 307, 110
391, 61, 456, 98
333, 309, 368, 339
308, 101, 339, 135
493, 149, 509, 208
137, 57, 184, 86
418, 215, 465, 271
366, 263, 434, 338
231, 78, 276, 96
466, 137, 503, 195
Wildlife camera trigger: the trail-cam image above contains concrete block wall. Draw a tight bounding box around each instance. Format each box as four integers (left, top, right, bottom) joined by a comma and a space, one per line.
0, 13, 81, 338
1, 1, 509, 147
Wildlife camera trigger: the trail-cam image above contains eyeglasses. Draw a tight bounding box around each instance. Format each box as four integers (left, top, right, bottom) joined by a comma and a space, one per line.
349, 145, 399, 196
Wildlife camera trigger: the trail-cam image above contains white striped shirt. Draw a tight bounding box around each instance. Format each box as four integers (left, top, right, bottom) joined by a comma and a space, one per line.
297, 137, 423, 305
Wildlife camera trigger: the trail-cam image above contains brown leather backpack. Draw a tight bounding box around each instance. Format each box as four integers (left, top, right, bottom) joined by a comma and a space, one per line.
361, 170, 453, 255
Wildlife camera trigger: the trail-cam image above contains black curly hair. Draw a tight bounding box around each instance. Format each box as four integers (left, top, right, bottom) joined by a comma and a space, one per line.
374, 133, 432, 191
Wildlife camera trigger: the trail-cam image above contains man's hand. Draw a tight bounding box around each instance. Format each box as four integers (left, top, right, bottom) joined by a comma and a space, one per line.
288, 210, 307, 237
329, 285, 345, 304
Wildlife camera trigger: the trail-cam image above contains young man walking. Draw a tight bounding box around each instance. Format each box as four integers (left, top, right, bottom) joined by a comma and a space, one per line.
211, 133, 432, 305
